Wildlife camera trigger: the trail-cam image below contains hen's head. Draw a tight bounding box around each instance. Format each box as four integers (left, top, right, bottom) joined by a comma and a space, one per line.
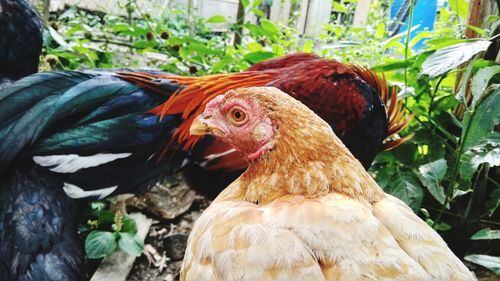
190, 87, 336, 162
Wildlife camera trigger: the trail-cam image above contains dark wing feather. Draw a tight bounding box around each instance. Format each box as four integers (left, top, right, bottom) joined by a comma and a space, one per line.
0, 70, 186, 198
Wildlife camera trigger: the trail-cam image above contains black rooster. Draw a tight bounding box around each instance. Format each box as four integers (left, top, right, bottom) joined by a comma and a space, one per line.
0, 54, 409, 280
0, 0, 43, 86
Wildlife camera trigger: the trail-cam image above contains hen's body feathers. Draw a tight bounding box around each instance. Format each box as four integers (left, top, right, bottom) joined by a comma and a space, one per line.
181, 87, 475, 281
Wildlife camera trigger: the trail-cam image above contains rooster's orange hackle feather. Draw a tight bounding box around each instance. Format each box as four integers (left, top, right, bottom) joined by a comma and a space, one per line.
116, 55, 412, 154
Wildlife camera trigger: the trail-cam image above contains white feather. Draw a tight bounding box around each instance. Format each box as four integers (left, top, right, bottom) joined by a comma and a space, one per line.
63, 183, 117, 199
33, 153, 132, 173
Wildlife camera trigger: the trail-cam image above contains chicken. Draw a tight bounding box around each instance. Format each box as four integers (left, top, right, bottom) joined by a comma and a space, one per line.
0, 4, 81, 281
118, 53, 410, 172
0, 54, 409, 280
182, 87, 475, 281
0, 0, 43, 87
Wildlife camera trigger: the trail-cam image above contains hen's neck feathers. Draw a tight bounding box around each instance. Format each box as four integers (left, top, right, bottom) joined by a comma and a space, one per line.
217, 88, 385, 204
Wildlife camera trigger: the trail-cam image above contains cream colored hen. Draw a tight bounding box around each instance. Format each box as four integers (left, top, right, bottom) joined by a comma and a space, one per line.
182, 87, 476, 281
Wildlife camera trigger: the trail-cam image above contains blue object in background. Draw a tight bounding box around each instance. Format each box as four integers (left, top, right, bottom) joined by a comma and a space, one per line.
389, 0, 438, 50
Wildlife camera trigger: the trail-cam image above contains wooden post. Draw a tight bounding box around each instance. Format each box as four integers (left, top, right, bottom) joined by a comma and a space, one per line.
352, 0, 372, 28
233, 0, 245, 46
303, 0, 333, 36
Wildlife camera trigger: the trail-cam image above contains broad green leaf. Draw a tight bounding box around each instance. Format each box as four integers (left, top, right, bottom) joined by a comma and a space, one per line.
470, 65, 500, 109
85, 231, 117, 259
464, 255, 500, 274
207, 15, 228, 24
97, 210, 115, 225
471, 228, 500, 240
118, 233, 144, 257
417, 159, 447, 205
459, 87, 500, 186
461, 86, 500, 153
460, 141, 500, 182
251, 8, 265, 17
243, 51, 276, 64
247, 42, 263, 52
421, 40, 492, 78
260, 19, 280, 36
121, 216, 138, 234
387, 169, 424, 211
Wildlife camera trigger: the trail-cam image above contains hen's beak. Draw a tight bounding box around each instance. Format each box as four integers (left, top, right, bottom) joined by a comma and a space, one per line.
189, 115, 211, 136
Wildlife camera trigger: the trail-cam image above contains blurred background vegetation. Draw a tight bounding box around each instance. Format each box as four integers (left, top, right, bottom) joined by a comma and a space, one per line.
31, 0, 499, 275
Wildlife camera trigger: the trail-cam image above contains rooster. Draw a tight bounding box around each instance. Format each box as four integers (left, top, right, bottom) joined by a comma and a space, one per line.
0, 54, 409, 280
182, 86, 475, 281
0, 0, 43, 87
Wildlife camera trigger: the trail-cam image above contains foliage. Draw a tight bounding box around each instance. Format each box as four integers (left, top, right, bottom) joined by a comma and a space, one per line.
83, 201, 143, 259
42, 0, 499, 273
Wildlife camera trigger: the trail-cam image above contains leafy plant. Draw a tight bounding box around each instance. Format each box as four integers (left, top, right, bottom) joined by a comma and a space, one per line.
83, 201, 143, 259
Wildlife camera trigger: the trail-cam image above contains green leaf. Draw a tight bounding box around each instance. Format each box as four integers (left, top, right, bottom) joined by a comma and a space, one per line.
332, 1, 348, 13
421, 40, 492, 78
118, 233, 143, 257
207, 15, 228, 24
448, 0, 469, 19
464, 254, 500, 274
121, 216, 138, 234
85, 231, 117, 259
243, 51, 276, 64
371, 61, 412, 72
470, 65, 500, 109
48, 26, 70, 48
471, 228, 500, 240
417, 159, 448, 205
460, 141, 500, 183
97, 210, 115, 225
387, 169, 424, 211
460, 86, 500, 177
251, 8, 265, 17
260, 19, 280, 36
465, 25, 487, 36
302, 39, 313, 53
241, 0, 250, 8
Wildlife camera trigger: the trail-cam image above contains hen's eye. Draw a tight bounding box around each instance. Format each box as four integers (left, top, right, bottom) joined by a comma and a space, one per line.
228, 107, 248, 126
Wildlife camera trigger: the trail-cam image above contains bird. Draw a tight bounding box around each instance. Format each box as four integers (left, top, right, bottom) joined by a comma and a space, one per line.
0, 0, 43, 87
117, 53, 410, 172
181, 86, 476, 281
0, 53, 410, 280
